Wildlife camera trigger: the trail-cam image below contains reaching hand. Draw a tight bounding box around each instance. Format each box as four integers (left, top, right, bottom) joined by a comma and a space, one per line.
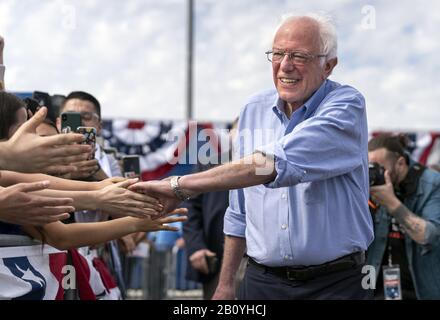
133, 208, 188, 232
0, 181, 74, 226
68, 159, 100, 180
128, 178, 182, 215
96, 176, 127, 189
0, 107, 92, 175
96, 178, 164, 218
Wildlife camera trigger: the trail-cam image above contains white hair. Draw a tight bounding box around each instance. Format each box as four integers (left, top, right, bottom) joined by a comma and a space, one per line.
275, 12, 338, 60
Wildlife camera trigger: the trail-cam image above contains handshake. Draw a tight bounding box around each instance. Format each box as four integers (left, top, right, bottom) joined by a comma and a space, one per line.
128, 175, 192, 217
0, 106, 194, 228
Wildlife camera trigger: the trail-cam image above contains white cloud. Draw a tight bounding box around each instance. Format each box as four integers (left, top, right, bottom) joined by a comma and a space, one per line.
1, 0, 439, 130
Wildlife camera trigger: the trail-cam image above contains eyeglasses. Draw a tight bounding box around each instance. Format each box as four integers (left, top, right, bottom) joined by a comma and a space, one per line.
265, 50, 326, 65
80, 111, 100, 121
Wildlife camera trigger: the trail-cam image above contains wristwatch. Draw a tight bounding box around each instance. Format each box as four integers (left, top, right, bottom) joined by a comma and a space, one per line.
170, 176, 191, 201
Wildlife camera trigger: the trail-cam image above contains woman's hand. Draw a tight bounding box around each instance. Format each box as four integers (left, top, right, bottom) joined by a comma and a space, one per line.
133, 208, 188, 232
95, 178, 163, 218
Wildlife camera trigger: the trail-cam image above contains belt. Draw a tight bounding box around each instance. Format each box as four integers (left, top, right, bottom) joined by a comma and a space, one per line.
248, 251, 365, 281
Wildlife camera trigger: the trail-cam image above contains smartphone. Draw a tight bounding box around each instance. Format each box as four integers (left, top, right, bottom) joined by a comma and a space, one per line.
122, 155, 141, 178
76, 127, 97, 160
61, 112, 81, 134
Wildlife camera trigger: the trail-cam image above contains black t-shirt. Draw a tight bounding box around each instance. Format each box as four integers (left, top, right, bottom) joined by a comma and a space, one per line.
375, 220, 416, 299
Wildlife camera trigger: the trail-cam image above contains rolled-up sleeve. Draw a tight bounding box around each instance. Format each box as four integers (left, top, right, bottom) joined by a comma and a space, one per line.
419, 188, 440, 247
257, 142, 306, 188
223, 188, 246, 238
424, 221, 440, 246
257, 87, 366, 188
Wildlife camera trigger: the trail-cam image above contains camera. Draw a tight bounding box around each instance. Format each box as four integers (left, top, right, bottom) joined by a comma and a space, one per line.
32, 91, 65, 118
62, 114, 67, 121
369, 162, 385, 186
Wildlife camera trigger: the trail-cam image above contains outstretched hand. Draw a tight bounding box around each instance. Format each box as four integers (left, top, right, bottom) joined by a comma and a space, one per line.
0, 181, 74, 226
1, 107, 91, 175
96, 178, 164, 218
128, 178, 183, 215
133, 208, 188, 232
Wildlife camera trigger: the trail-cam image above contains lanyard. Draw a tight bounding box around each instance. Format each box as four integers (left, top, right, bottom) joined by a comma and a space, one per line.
387, 244, 393, 266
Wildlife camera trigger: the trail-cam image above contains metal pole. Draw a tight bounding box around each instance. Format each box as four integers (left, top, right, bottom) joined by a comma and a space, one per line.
186, 0, 194, 120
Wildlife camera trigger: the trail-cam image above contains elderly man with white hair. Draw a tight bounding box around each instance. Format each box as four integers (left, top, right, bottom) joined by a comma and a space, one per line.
130, 12, 374, 300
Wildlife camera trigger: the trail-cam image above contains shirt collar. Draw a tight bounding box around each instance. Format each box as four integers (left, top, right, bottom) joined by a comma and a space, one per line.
95, 143, 104, 160
271, 79, 329, 122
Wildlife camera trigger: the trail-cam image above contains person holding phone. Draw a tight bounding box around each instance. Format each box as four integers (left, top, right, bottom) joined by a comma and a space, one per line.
57, 91, 133, 299
57, 91, 121, 181
0, 101, 91, 176
0, 92, 181, 300
1, 91, 165, 221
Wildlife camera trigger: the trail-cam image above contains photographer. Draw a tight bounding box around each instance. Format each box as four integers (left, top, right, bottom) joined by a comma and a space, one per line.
367, 134, 440, 299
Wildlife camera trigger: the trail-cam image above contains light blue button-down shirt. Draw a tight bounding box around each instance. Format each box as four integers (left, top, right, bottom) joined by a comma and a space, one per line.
224, 79, 374, 267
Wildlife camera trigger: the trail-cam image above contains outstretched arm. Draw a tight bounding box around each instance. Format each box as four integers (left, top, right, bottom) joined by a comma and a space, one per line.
22, 209, 187, 250
0, 107, 91, 175
30, 178, 163, 217
129, 152, 275, 213
0, 181, 74, 226
0, 170, 126, 191
179, 152, 275, 195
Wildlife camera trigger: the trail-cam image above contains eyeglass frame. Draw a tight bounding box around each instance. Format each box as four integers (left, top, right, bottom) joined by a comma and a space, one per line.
79, 111, 100, 122
265, 50, 327, 65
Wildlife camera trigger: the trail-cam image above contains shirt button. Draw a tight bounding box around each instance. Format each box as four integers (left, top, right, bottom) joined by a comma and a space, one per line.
284, 255, 290, 260
281, 193, 287, 200
281, 224, 287, 230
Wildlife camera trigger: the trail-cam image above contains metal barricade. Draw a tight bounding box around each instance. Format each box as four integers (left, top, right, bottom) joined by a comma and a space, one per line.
142, 245, 172, 299
126, 244, 202, 300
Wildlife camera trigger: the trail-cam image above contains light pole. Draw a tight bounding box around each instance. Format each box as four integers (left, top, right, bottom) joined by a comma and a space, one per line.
186, 0, 194, 120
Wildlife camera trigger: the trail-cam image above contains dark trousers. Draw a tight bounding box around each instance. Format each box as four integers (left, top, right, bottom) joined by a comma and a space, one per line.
238, 261, 373, 300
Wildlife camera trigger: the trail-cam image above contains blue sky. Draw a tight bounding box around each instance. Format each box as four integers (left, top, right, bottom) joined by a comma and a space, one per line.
1, 0, 439, 130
